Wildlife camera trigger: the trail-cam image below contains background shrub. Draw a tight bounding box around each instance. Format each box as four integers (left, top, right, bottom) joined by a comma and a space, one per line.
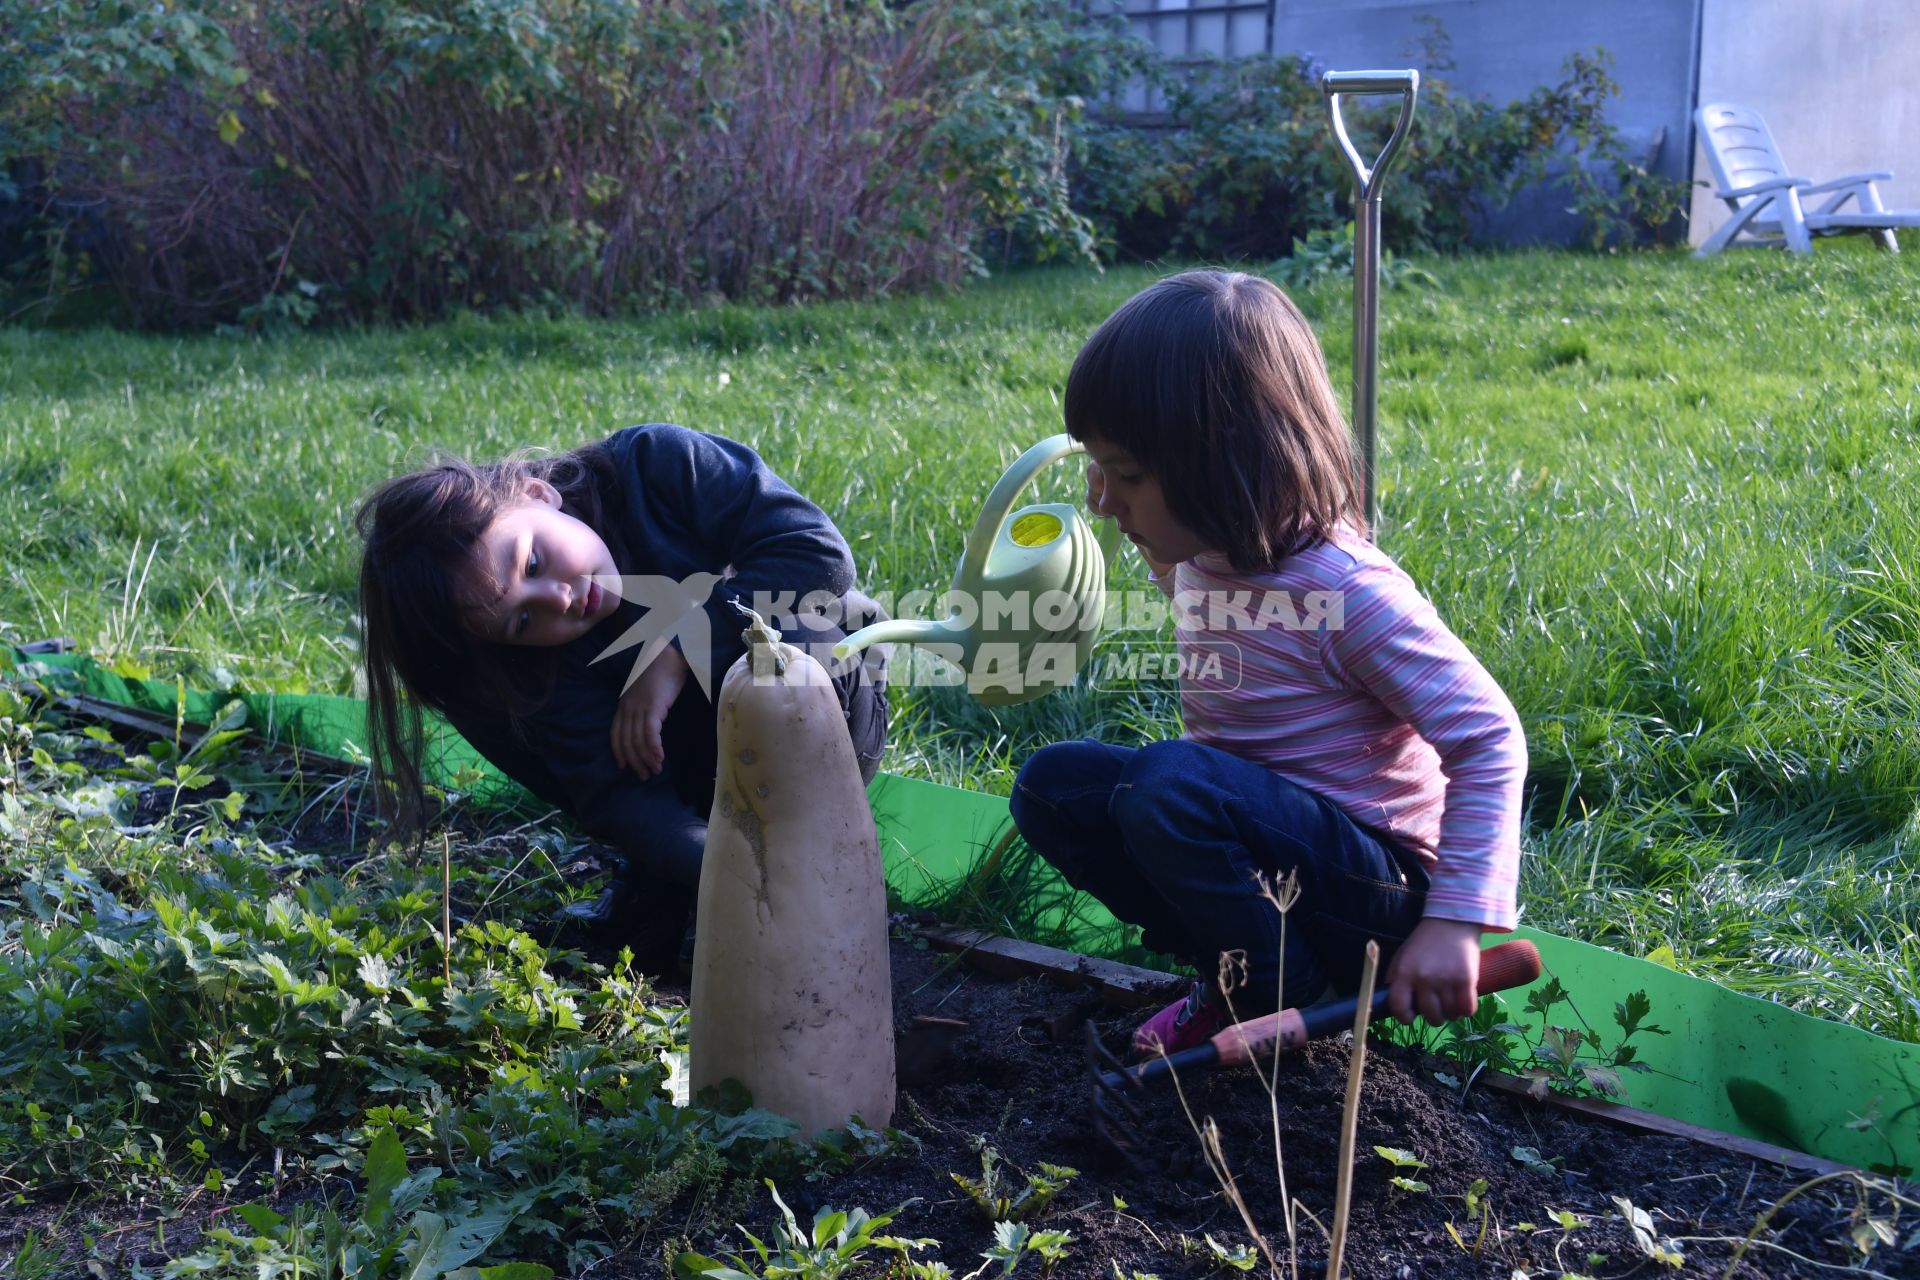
1, 3, 1682, 329
1, 0, 1133, 328
1072, 30, 1689, 263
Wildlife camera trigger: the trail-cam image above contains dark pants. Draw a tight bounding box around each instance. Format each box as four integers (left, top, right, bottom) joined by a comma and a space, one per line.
1009, 738, 1429, 1010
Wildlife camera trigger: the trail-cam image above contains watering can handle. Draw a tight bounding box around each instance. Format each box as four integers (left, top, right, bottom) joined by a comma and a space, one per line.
958, 433, 1086, 582
832, 434, 1099, 661
1322, 70, 1419, 199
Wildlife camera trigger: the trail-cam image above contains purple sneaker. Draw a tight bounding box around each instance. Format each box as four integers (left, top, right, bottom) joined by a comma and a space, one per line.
1132, 980, 1231, 1059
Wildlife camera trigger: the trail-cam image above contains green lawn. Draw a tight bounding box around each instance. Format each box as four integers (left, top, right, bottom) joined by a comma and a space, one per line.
3, 246, 1917, 1042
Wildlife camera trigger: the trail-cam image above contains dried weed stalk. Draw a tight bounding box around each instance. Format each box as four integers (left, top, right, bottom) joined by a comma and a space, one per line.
1163, 868, 1314, 1279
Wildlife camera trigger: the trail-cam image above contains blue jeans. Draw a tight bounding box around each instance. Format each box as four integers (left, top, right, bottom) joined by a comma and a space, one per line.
1009, 738, 1430, 1011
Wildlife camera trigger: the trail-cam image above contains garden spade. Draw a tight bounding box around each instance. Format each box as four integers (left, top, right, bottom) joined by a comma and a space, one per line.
1322, 69, 1419, 531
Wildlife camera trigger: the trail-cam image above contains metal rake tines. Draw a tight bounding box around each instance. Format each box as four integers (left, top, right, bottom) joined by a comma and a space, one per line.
1085, 1022, 1160, 1171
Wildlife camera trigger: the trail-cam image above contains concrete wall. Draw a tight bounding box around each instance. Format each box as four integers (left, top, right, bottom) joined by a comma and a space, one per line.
1270, 0, 1701, 244
1691, 0, 1920, 248
1109, 0, 1704, 245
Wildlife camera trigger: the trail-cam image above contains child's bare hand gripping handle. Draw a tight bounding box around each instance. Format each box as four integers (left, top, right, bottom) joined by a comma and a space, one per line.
1384, 916, 1488, 1024
1110, 939, 1542, 1087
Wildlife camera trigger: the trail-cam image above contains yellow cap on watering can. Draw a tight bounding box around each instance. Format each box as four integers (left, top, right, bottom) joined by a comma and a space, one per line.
835, 434, 1120, 706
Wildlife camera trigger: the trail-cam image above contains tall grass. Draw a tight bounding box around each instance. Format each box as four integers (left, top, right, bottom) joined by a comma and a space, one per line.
2, 245, 1915, 1039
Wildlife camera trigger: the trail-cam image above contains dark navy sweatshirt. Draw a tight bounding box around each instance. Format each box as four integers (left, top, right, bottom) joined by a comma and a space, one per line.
441, 423, 870, 888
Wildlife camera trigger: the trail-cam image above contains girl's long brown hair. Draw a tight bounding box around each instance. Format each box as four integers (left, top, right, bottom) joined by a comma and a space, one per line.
1064, 270, 1364, 570
354, 445, 618, 838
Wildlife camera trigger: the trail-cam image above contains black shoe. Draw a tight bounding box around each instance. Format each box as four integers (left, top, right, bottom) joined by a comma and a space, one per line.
557, 860, 693, 977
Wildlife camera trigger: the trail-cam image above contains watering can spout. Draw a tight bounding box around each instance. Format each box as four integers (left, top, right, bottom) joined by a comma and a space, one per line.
1093, 507, 1122, 564
834, 617, 951, 660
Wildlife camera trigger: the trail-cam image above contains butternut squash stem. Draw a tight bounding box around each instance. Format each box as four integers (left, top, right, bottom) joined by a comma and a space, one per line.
731, 601, 789, 676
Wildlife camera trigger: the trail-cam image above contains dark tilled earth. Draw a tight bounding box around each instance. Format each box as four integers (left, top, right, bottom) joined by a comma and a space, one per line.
647, 937, 1912, 1280
8, 928, 1910, 1280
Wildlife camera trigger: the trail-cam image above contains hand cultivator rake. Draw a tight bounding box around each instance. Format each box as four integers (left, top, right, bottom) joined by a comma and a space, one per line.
1087, 939, 1543, 1166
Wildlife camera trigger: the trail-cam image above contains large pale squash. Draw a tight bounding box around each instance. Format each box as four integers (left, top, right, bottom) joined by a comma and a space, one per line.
688, 609, 895, 1136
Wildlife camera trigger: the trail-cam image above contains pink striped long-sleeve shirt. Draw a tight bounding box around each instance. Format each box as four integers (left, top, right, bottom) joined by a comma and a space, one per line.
1157, 536, 1526, 929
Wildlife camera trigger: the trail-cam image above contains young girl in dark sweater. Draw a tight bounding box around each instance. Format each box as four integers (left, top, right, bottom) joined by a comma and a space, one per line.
356, 423, 888, 969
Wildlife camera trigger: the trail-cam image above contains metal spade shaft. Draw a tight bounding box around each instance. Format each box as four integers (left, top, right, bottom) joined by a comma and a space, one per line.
1322, 69, 1419, 532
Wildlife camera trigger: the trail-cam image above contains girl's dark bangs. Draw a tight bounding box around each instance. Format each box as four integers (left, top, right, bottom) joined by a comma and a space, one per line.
1065, 305, 1182, 468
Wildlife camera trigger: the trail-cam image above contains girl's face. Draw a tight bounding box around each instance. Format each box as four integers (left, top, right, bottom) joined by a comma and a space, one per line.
1082, 437, 1212, 566
465, 479, 623, 646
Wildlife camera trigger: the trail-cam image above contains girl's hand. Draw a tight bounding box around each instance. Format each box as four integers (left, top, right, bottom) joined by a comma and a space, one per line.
613, 645, 690, 780
1384, 917, 1485, 1025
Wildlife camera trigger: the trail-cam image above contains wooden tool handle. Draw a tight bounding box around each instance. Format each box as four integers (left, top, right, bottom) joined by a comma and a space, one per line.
1213, 938, 1544, 1068
1476, 937, 1545, 994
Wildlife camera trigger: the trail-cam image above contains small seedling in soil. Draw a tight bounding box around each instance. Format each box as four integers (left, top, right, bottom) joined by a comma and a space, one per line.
1373, 1145, 1430, 1194
676, 1179, 935, 1279
1509, 1145, 1561, 1175
1610, 1195, 1685, 1269
803, 1116, 901, 1181
966, 1222, 1074, 1279
6, 1227, 60, 1280
1443, 1177, 1496, 1255
950, 1143, 1077, 1223
1181, 1232, 1258, 1271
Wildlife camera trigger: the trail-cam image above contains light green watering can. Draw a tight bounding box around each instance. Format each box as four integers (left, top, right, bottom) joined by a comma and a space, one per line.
835, 434, 1120, 707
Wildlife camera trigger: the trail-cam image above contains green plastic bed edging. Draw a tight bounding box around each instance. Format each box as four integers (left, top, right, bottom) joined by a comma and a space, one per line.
11, 649, 532, 808
15, 649, 1920, 1176
871, 770, 1920, 1177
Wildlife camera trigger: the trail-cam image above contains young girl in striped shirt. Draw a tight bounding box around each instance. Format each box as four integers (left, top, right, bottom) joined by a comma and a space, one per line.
1009, 270, 1527, 1057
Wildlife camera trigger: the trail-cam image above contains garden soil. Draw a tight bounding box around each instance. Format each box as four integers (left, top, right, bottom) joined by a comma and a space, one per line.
647, 934, 1912, 1280
6, 819, 1908, 1280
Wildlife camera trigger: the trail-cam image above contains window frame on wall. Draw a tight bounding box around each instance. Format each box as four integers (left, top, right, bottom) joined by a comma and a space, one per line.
1091, 0, 1276, 115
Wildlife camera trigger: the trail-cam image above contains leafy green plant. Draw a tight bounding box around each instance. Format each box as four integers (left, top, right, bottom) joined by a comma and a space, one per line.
163, 1128, 551, 1280
798, 1116, 901, 1182
1379, 976, 1668, 1103
949, 1144, 1078, 1223
1531, 51, 1693, 248
5, 1226, 62, 1280
1521, 982, 1668, 1099
1178, 1233, 1257, 1274
964, 1221, 1074, 1279
1269, 225, 1440, 292
673, 1180, 934, 1280
0, 688, 808, 1266
1372, 1145, 1430, 1194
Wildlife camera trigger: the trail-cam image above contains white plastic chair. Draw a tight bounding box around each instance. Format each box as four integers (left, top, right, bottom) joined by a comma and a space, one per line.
1693, 103, 1920, 257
